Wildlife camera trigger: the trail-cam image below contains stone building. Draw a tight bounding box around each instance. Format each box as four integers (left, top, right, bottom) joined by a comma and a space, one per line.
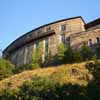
3, 16, 100, 66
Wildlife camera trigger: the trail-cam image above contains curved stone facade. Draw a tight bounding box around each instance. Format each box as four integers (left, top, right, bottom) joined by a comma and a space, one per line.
3, 16, 100, 66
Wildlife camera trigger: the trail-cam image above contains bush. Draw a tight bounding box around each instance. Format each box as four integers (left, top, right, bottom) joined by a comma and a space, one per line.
0, 58, 15, 80
64, 47, 73, 63
0, 76, 100, 100
56, 43, 66, 62
18, 77, 57, 100
81, 45, 92, 61
73, 50, 82, 62
0, 76, 58, 100
96, 46, 100, 58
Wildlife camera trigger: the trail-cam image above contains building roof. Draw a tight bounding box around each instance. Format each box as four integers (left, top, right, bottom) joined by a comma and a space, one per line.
85, 18, 100, 29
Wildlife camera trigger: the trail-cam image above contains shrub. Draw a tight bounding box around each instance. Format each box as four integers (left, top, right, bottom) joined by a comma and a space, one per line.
30, 43, 43, 68
0, 58, 15, 80
73, 50, 82, 62
96, 46, 100, 58
18, 77, 57, 100
64, 47, 73, 63
87, 82, 100, 100
56, 43, 66, 62
81, 44, 92, 61
0, 89, 19, 100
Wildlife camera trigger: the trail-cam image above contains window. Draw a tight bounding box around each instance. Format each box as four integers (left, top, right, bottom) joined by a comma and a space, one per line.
89, 39, 92, 47
97, 37, 100, 44
61, 24, 66, 31
45, 38, 49, 59
35, 41, 39, 50
46, 27, 51, 32
60, 34, 66, 44
38, 29, 42, 33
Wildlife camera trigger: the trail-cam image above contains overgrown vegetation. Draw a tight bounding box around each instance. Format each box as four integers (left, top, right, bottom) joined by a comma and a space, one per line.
1, 43, 100, 99
0, 58, 15, 80
13, 42, 100, 74
56, 43, 98, 64
14, 43, 43, 73
0, 59, 100, 100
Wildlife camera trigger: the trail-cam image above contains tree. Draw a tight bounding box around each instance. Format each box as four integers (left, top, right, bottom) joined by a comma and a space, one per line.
30, 43, 43, 69
64, 47, 74, 63
0, 58, 15, 80
81, 44, 92, 61
73, 50, 82, 62
56, 43, 66, 63
96, 46, 100, 58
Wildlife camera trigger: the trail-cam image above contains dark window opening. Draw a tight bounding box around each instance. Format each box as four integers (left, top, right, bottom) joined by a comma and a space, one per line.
61, 34, 66, 44
36, 41, 39, 50
97, 37, 100, 44
89, 39, 92, 47
46, 27, 51, 32
61, 25, 66, 31
45, 38, 49, 59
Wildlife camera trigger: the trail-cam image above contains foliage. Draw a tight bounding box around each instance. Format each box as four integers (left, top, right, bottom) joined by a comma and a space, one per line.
31, 44, 43, 67
44, 50, 52, 66
18, 77, 57, 100
81, 44, 92, 61
0, 61, 100, 100
96, 46, 100, 58
1, 76, 100, 100
0, 77, 58, 100
14, 44, 43, 73
64, 47, 74, 63
0, 58, 15, 80
56, 43, 66, 62
73, 50, 82, 62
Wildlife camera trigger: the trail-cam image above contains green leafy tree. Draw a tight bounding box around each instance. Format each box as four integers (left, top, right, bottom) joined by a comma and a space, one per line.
96, 46, 100, 58
73, 50, 82, 62
0, 58, 15, 80
18, 77, 57, 100
81, 44, 92, 61
30, 43, 43, 69
56, 43, 66, 62
64, 47, 74, 63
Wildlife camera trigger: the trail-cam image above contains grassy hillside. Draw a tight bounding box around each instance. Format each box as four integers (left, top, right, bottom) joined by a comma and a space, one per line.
0, 62, 93, 91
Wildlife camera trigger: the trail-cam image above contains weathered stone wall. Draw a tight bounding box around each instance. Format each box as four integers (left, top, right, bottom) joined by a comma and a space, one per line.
3, 17, 86, 66
70, 29, 100, 49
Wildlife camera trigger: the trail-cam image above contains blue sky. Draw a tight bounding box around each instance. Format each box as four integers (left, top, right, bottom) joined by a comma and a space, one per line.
0, 0, 100, 51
